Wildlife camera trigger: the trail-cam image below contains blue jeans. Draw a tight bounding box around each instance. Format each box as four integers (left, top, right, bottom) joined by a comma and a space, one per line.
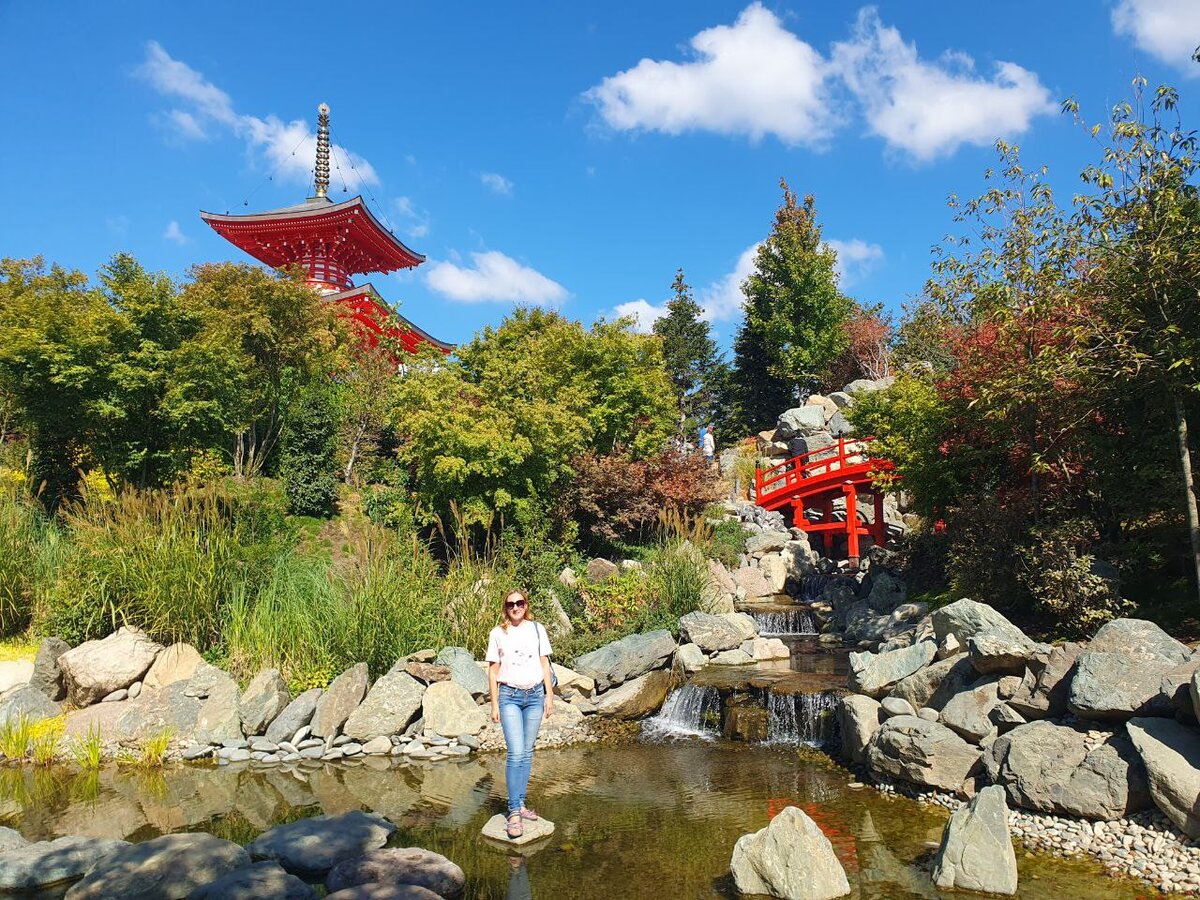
498, 683, 545, 815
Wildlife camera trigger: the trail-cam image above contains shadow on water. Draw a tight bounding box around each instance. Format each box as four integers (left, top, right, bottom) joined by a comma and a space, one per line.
0, 743, 1169, 899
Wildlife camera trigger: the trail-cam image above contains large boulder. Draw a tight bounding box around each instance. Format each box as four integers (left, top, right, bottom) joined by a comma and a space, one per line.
732, 566, 775, 600
0, 836, 128, 893
985, 720, 1151, 820
702, 560, 738, 614
29, 636, 69, 701
141, 643, 203, 692
111, 680, 202, 743
759, 555, 788, 593
421, 680, 487, 737
434, 647, 488, 698
932, 785, 1017, 895
729, 806, 850, 900
0, 661, 32, 695
325, 848, 465, 898
585, 558, 619, 582
888, 653, 975, 712
863, 569, 906, 614
240, 669, 289, 737
1068, 650, 1176, 721
745, 531, 789, 555
840, 695, 883, 766
573, 630, 675, 692
931, 600, 1031, 650
593, 670, 671, 720
64, 833, 248, 900
191, 664, 243, 746
1088, 618, 1189, 664
343, 666, 425, 741
678, 611, 746, 653
189, 860, 317, 900
57, 626, 164, 707
848, 641, 936, 698
775, 406, 829, 439
940, 679, 1000, 745
1126, 717, 1200, 838
265, 688, 323, 744
866, 715, 982, 792
1007, 642, 1082, 720
0, 684, 61, 728
311, 664, 369, 738
248, 811, 396, 879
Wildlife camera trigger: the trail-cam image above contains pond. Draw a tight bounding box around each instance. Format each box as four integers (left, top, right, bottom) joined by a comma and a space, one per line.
0, 739, 1164, 898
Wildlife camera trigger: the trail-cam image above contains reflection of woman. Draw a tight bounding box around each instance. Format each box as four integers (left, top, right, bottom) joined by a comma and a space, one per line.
486, 589, 554, 839
507, 855, 533, 900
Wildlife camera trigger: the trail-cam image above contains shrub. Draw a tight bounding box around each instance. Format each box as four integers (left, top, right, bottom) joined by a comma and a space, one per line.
709, 517, 748, 570
946, 498, 1032, 616
278, 381, 341, 518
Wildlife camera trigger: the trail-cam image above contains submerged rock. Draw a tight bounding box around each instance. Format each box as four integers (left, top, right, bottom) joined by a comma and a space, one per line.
248, 811, 396, 878
64, 833, 247, 900
481, 814, 556, 846
729, 806, 850, 900
326, 886, 443, 900
932, 785, 1017, 895
325, 848, 465, 898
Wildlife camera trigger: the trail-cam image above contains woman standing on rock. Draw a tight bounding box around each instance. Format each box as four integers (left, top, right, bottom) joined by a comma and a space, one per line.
487, 588, 555, 839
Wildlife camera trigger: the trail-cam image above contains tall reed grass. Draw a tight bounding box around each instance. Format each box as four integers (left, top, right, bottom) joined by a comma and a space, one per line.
0, 489, 63, 636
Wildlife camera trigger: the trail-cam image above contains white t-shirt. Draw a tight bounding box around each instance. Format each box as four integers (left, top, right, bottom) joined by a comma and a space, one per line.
702, 432, 715, 454
485, 620, 552, 689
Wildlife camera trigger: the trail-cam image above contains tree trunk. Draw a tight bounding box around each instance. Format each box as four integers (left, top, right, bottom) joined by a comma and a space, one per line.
1174, 394, 1200, 605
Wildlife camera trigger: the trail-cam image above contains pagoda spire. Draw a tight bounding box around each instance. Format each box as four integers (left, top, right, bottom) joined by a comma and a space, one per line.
313, 102, 331, 200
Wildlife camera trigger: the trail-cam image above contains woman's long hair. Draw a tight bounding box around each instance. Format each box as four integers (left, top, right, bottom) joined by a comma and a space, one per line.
499, 588, 537, 632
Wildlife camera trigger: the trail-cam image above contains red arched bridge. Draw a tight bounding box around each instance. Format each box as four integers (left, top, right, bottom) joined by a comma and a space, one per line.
754, 436, 898, 561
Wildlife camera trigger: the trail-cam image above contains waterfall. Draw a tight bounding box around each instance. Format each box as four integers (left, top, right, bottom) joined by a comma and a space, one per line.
644, 684, 721, 739
794, 574, 834, 603
753, 608, 817, 636
766, 691, 840, 745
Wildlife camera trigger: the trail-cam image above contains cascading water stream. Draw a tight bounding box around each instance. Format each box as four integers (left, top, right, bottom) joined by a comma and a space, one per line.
753, 608, 818, 636
643, 683, 722, 739
766, 690, 841, 745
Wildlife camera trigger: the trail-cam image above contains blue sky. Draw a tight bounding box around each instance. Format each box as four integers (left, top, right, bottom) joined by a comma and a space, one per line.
3, 1, 1199, 349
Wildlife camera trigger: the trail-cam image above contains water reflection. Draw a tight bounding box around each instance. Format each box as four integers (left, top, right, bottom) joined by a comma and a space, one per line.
0, 745, 1161, 900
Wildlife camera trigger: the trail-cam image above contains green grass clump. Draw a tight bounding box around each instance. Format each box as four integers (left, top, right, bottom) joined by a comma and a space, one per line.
137, 729, 173, 768
69, 725, 104, 770
0, 715, 33, 760
0, 488, 64, 638
29, 720, 62, 766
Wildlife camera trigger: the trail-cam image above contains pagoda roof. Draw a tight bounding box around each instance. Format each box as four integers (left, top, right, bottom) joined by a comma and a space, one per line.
329, 283, 454, 354
199, 195, 424, 276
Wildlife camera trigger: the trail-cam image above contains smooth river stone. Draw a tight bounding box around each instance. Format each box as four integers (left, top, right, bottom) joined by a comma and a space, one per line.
481, 815, 556, 846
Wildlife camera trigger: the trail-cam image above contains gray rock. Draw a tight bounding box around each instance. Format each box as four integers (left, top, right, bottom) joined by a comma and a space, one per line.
128, 681, 142, 699
434, 647, 488, 698
985, 720, 1151, 820
866, 715, 982, 792
967, 631, 1033, 675
829, 391, 854, 409
0, 683, 61, 728
1193, 669, 1200, 722
711, 648, 753, 666
480, 814, 556, 846
109, 680, 201, 743
593, 670, 672, 720
678, 611, 746, 652
745, 531, 790, 555
880, 697, 915, 718
1068, 650, 1176, 721
889, 653, 974, 712
29, 636, 69, 701
0, 836, 128, 893
192, 664, 243, 745
101, 688, 128, 702
240, 669, 290, 736
311, 664, 369, 738
674, 643, 708, 673
1088, 618, 1189, 664
344, 666, 425, 741
731, 566, 775, 600
1126, 716, 1200, 838
325, 848, 465, 897
1008, 642, 1082, 720
248, 811, 396, 878
573, 630, 676, 692
142, 643, 203, 692
729, 806, 850, 900
326, 885, 445, 900
940, 680, 1000, 744
989, 703, 1026, 733
182, 744, 212, 760
585, 558, 619, 581
843, 377, 895, 395
775, 405, 829, 439
932, 785, 1017, 895
0, 827, 27, 852
1158, 653, 1200, 718
266, 689, 323, 744
848, 641, 936, 698
863, 569, 907, 614
57, 626, 164, 707
361, 736, 392, 755
188, 860, 317, 899
421, 680, 487, 737
64, 833, 248, 900
931, 599, 1031, 650
841, 695, 883, 766
917, 707, 939, 722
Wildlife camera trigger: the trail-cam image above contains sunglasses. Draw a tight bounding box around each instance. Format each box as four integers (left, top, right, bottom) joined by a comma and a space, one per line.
505, 599, 527, 609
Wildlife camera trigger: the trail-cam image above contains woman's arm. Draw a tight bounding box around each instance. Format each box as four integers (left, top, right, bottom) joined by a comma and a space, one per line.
541, 656, 554, 717
489, 662, 501, 722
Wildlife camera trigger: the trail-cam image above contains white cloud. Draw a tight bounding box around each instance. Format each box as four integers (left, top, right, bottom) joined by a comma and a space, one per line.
392, 196, 430, 239
698, 244, 759, 322
480, 172, 514, 195
163, 220, 188, 244
425, 251, 568, 305
1112, 0, 1200, 71
137, 41, 379, 190
613, 299, 670, 333
832, 8, 1055, 161
826, 238, 884, 286
584, 3, 838, 146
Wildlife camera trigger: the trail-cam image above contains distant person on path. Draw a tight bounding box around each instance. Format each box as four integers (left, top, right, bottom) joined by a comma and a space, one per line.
702, 424, 716, 465
487, 589, 555, 839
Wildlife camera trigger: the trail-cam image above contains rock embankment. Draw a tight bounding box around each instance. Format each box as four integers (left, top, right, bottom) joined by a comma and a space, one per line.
837, 596, 1200, 896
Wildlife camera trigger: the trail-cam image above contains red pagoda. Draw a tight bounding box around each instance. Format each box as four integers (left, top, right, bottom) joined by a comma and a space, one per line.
200, 103, 452, 355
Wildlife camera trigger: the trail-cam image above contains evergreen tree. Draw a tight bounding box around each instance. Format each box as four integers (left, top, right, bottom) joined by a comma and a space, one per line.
732, 180, 854, 432
652, 268, 721, 437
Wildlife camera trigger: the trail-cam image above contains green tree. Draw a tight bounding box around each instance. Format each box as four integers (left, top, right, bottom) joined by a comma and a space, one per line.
278, 378, 341, 517
732, 181, 853, 432
652, 268, 722, 437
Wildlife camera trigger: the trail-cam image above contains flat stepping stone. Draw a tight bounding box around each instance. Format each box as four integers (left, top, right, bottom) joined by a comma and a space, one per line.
65, 833, 247, 899
189, 860, 316, 899
327, 885, 444, 900
248, 811, 395, 878
480, 815, 555, 846
0, 836, 128, 892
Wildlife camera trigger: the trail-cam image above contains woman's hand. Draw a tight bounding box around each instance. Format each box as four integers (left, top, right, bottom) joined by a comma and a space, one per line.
491, 703, 500, 723
543, 694, 554, 718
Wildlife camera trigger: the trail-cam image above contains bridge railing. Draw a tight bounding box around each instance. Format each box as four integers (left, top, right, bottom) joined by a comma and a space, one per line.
755, 436, 878, 501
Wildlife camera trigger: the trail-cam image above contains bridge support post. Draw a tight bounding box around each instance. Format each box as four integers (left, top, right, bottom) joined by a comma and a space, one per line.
873, 492, 886, 548
843, 480, 860, 564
